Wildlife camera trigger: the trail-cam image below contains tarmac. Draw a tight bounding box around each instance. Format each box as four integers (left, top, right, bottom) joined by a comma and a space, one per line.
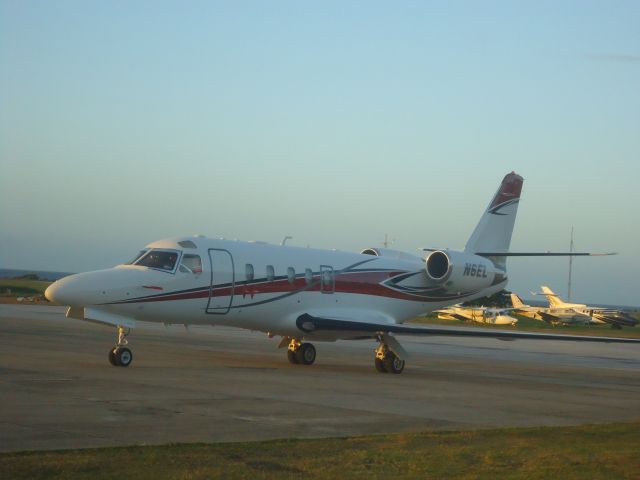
1, 304, 639, 452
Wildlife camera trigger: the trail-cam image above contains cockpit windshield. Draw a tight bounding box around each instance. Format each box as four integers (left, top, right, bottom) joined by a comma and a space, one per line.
126, 250, 148, 265
134, 250, 179, 272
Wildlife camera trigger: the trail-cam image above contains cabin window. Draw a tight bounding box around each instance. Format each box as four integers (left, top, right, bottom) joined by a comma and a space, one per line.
245, 264, 254, 281
135, 250, 179, 272
305, 268, 313, 285
266, 265, 275, 282
180, 254, 202, 274
287, 267, 295, 284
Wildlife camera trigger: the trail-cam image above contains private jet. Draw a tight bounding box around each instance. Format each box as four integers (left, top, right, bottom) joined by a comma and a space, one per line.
45, 172, 640, 373
539, 286, 638, 329
510, 293, 593, 325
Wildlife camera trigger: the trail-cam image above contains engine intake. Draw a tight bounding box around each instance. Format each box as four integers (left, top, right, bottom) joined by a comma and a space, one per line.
425, 251, 450, 280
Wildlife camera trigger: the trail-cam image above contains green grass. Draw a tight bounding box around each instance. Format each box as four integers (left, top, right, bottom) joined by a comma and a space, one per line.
0, 278, 52, 297
1, 423, 639, 479
412, 313, 640, 338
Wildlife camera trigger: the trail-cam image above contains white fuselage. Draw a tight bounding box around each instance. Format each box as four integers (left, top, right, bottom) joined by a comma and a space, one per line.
46, 237, 508, 340
438, 306, 518, 325
515, 306, 594, 325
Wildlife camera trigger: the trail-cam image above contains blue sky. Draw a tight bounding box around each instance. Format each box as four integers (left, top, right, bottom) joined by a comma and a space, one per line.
1, 1, 639, 305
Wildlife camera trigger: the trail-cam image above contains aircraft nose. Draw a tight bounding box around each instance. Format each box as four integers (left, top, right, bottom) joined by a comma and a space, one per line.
45, 280, 66, 305
45, 276, 84, 306
44, 282, 58, 303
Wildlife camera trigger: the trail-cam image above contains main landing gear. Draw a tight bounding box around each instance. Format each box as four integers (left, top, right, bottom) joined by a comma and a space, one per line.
286, 338, 316, 365
374, 337, 405, 374
108, 326, 133, 367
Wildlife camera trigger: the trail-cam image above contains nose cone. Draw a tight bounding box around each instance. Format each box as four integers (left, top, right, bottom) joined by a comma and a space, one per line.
44, 282, 59, 303
45, 277, 80, 306
44, 272, 101, 306
44, 267, 159, 307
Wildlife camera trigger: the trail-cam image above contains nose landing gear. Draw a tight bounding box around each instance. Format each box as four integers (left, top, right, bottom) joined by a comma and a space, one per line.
108, 326, 133, 367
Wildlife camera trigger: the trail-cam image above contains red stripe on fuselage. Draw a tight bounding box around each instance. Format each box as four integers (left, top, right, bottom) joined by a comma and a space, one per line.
110, 269, 429, 304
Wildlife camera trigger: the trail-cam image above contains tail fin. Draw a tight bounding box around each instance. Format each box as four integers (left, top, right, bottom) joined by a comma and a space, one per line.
510, 293, 527, 308
541, 286, 566, 307
465, 172, 523, 268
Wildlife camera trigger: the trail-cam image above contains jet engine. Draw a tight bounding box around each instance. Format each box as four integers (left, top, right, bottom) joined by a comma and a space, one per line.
424, 250, 500, 292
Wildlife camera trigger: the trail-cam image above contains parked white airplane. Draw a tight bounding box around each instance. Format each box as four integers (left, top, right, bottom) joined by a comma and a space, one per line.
45, 172, 640, 373
539, 286, 638, 329
436, 306, 518, 326
510, 293, 593, 325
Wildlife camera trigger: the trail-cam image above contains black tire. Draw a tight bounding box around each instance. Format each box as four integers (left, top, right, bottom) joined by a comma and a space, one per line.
115, 347, 133, 367
287, 349, 299, 364
108, 347, 119, 366
375, 357, 387, 373
383, 352, 405, 374
296, 343, 316, 365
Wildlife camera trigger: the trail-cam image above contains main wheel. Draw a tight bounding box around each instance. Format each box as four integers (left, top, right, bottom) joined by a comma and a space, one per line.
374, 357, 387, 373
295, 343, 316, 365
108, 347, 119, 366
115, 347, 133, 367
383, 352, 405, 374
287, 349, 299, 364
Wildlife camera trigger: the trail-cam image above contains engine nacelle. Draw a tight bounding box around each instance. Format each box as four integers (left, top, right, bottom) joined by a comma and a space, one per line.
425, 250, 499, 292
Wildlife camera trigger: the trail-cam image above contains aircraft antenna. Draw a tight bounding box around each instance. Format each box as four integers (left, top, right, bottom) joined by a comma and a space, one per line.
567, 226, 574, 301
281, 236, 293, 246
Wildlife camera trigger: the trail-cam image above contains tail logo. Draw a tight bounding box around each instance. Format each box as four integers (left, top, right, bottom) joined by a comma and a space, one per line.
487, 172, 523, 216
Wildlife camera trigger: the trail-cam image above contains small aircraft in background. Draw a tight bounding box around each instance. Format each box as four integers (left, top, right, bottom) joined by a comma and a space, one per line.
45, 172, 640, 374
510, 289, 638, 329
538, 286, 638, 329
436, 305, 518, 326
510, 292, 592, 325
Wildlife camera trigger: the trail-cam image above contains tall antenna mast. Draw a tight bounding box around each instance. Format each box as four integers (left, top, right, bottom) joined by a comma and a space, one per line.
567, 226, 574, 301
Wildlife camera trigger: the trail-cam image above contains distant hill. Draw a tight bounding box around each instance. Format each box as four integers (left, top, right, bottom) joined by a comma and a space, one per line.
0, 269, 73, 282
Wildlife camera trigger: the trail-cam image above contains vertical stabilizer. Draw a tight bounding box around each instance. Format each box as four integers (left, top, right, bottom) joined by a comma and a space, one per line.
465, 172, 524, 268
510, 293, 527, 308
541, 286, 566, 307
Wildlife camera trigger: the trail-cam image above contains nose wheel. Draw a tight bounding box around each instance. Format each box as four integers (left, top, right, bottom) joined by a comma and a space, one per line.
109, 326, 133, 367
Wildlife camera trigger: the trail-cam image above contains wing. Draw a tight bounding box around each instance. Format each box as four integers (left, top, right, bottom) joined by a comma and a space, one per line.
537, 311, 561, 324
447, 313, 471, 322
434, 310, 469, 322
295, 314, 640, 344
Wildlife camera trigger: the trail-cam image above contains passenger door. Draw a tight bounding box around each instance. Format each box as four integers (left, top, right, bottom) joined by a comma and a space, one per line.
206, 249, 235, 314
